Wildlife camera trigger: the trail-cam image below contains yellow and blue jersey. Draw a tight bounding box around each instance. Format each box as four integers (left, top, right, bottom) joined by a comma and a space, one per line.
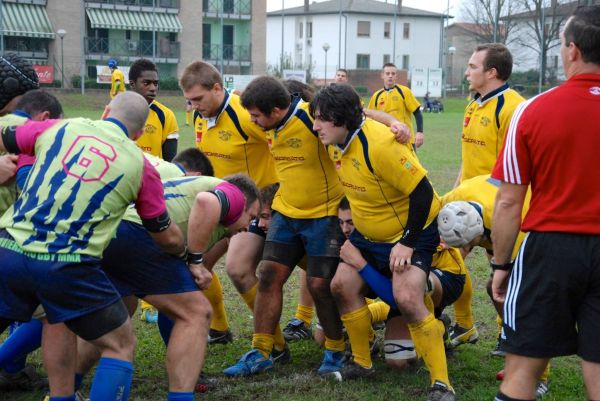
110, 69, 126, 98
367, 84, 421, 143
460, 84, 524, 182
1, 117, 163, 258
193, 91, 277, 188
268, 99, 343, 219
136, 100, 179, 159
328, 118, 440, 243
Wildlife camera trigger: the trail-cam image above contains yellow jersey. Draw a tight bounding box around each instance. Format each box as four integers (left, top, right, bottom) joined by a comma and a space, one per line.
367, 84, 421, 143
268, 99, 343, 219
460, 84, 524, 182
136, 100, 179, 159
441, 174, 531, 259
110, 69, 126, 98
432, 246, 467, 276
328, 118, 440, 243
193, 92, 277, 189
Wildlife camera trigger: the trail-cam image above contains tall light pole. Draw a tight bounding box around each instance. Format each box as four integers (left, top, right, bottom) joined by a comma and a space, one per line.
448, 45, 456, 95
322, 42, 330, 86
57, 29, 67, 88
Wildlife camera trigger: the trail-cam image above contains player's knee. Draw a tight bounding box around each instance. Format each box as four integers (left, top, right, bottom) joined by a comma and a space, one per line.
307, 277, 331, 299
257, 264, 285, 291
394, 290, 420, 315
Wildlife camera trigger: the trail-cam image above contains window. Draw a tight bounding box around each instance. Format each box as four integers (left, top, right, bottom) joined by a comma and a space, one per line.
384, 22, 391, 38
356, 54, 370, 69
299, 22, 303, 38
223, 0, 234, 13
403, 23, 410, 39
357, 21, 370, 38
307, 22, 313, 38
383, 54, 390, 64
402, 54, 410, 70
125, 30, 131, 40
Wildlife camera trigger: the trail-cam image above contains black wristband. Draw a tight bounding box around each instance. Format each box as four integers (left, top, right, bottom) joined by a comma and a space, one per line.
187, 252, 204, 265
490, 259, 513, 271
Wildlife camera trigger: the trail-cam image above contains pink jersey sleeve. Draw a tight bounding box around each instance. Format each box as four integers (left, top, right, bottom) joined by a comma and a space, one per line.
17, 154, 36, 169
492, 101, 532, 186
15, 119, 60, 155
135, 156, 167, 220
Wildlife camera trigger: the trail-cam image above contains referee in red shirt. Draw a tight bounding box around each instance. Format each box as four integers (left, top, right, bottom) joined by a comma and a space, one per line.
490, 6, 600, 401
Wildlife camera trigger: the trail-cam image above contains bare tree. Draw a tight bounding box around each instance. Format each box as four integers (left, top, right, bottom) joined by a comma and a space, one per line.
460, 0, 520, 43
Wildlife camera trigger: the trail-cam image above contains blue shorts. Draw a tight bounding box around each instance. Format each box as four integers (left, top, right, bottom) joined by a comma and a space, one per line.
263, 211, 343, 279
431, 268, 465, 318
0, 230, 120, 324
348, 221, 440, 277
102, 221, 199, 298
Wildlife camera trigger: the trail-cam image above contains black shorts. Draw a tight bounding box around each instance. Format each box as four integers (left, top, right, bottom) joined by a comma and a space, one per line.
431, 268, 465, 318
501, 231, 600, 362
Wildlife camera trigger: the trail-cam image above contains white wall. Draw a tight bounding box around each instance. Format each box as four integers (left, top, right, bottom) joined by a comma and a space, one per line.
267, 13, 442, 80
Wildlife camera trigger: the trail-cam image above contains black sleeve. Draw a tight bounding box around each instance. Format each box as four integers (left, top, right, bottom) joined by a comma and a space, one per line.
141, 210, 172, 233
399, 177, 433, 248
413, 109, 423, 133
1, 126, 20, 154
162, 138, 178, 162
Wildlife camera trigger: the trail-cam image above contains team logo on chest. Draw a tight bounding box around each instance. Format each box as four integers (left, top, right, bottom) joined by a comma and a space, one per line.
218, 130, 232, 141
144, 124, 157, 134
352, 158, 361, 171
286, 138, 302, 148
480, 116, 491, 127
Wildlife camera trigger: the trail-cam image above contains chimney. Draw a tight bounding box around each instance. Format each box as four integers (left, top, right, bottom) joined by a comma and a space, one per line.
304, 0, 309, 12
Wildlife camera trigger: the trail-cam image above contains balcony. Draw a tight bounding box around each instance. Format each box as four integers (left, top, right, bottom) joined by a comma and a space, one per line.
202, 44, 251, 66
85, 37, 180, 63
202, 0, 251, 19
85, 0, 180, 13
3, 0, 47, 5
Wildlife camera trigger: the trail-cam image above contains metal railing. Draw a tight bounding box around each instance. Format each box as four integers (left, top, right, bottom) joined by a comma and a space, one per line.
202, 0, 251, 16
202, 43, 250, 62
85, 37, 180, 59
85, 0, 179, 9
3, 0, 47, 5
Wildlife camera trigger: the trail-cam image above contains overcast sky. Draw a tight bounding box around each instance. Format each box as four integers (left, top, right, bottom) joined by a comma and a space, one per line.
266, 0, 462, 16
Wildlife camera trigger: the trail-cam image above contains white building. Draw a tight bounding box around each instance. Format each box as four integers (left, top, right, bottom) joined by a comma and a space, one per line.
267, 0, 446, 80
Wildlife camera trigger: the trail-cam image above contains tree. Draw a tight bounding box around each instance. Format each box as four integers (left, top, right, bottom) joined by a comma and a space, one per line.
460, 0, 520, 44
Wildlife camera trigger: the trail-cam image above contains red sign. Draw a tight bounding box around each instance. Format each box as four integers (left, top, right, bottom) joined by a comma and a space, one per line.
33, 65, 54, 84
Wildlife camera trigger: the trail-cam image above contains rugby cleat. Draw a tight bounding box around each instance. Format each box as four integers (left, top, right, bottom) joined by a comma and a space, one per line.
208, 328, 233, 345
271, 344, 291, 364
536, 381, 549, 399
140, 307, 158, 324
317, 350, 345, 375
490, 335, 506, 358
427, 380, 456, 401
448, 323, 479, 348
223, 349, 273, 377
328, 359, 374, 381
282, 318, 312, 341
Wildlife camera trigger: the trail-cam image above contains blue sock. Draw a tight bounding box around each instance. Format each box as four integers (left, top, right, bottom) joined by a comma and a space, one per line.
89, 357, 133, 401
49, 396, 76, 401
0, 319, 43, 373
74, 373, 84, 391
167, 392, 194, 401
157, 313, 174, 346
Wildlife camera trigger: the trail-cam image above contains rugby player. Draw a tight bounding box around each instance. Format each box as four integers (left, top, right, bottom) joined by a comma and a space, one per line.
312, 84, 454, 401
108, 59, 125, 99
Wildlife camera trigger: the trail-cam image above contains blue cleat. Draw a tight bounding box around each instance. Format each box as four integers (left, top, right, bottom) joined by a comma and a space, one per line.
223, 349, 274, 377
317, 350, 345, 375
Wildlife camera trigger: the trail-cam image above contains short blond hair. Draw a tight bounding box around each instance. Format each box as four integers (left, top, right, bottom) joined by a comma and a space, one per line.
179, 61, 223, 91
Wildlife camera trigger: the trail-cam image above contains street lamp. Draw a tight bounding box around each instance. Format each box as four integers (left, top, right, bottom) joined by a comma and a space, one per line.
322, 42, 330, 86
57, 29, 67, 88
448, 45, 456, 96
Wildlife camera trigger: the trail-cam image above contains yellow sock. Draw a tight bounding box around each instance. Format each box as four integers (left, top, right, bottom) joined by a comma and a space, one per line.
140, 299, 154, 311
424, 293, 435, 314
203, 271, 229, 332
324, 336, 345, 353
241, 284, 285, 351
496, 314, 503, 337
408, 313, 451, 388
539, 361, 551, 382
185, 110, 191, 125
252, 333, 274, 358
368, 301, 390, 324
454, 269, 474, 329
341, 305, 373, 368
241, 283, 258, 311
294, 304, 314, 325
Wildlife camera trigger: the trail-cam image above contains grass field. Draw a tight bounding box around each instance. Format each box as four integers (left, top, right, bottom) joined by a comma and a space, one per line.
5, 94, 584, 400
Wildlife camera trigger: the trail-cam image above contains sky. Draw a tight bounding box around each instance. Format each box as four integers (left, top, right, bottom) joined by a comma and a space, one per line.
266, 0, 462, 16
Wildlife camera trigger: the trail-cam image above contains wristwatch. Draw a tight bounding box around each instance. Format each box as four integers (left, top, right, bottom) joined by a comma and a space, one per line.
490, 258, 513, 271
